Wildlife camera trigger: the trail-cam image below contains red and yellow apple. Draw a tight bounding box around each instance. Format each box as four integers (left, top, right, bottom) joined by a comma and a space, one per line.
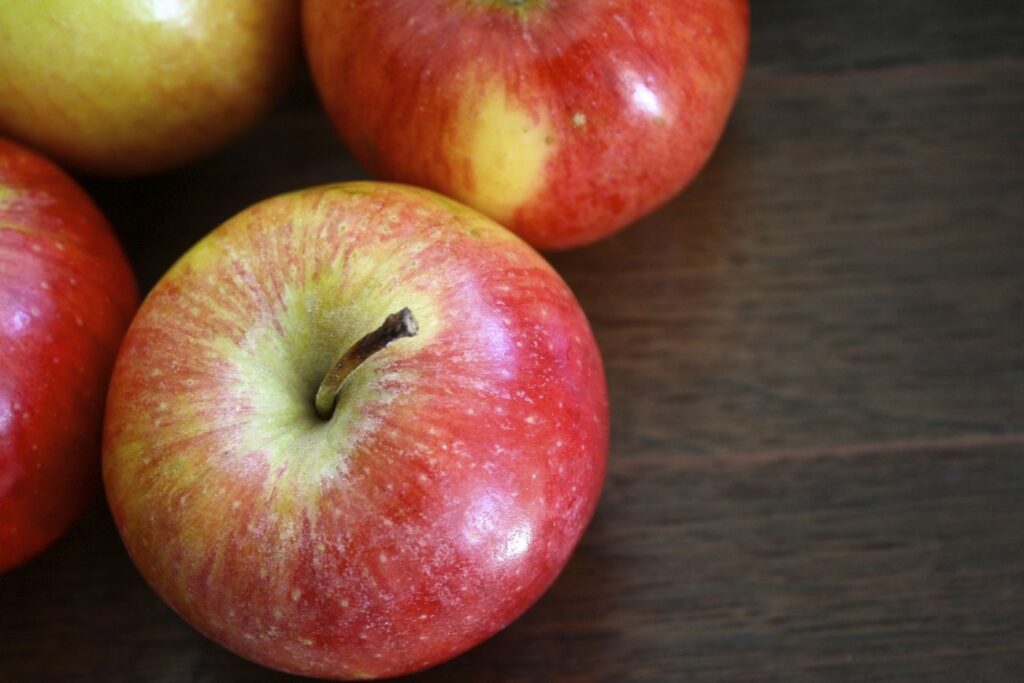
0, 139, 138, 572
303, 0, 749, 250
103, 182, 608, 678
0, 0, 298, 176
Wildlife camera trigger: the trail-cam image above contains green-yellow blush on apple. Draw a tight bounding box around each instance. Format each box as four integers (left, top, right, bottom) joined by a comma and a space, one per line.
0, 0, 298, 175
103, 182, 609, 679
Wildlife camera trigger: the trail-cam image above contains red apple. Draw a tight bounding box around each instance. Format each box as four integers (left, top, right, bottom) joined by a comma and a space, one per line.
0, 0, 298, 176
0, 139, 138, 572
303, 0, 749, 250
103, 182, 608, 679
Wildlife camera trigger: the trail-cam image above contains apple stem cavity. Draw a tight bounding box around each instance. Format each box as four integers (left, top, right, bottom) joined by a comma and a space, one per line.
314, 307, 418, 420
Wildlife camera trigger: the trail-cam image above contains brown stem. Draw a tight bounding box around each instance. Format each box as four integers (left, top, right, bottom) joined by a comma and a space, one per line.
314, 307, 418, 420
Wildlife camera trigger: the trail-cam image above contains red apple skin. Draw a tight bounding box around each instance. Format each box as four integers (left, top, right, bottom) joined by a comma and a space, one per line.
303, 0, 749, 250
0, 139, 138, 572
103, 182, 608, 679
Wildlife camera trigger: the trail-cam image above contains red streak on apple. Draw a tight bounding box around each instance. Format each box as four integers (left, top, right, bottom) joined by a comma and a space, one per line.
304, 0, 750, 249
103, 183, 608, 678
0, 139, 138, 571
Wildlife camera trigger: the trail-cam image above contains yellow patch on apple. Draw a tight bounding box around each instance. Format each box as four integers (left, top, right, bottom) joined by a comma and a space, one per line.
455, 80, 553, 225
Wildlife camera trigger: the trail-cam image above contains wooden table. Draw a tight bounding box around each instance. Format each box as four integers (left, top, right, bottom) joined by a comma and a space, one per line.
3, 2, 1022, 680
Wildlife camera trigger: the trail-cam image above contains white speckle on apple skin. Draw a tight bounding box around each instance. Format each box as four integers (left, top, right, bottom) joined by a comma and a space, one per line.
103, 182, 607, 679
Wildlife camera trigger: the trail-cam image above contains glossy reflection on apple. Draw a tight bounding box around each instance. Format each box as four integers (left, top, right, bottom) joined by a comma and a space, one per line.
304, 0, 749, 249
0, 0, 298, 175
0, 139, 138, 571
103, 182, 608, 679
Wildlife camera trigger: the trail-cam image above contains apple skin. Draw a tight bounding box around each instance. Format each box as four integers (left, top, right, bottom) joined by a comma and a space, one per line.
103, 182, 608, 679
0, 0, 298, 176
303, 0, 749, 250
0, 139, 138, 572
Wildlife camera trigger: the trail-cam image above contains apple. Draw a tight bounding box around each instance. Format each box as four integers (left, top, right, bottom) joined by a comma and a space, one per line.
303, 0, 749, 250
0, 139, 137, 572
0, 0, 298, 176
103, 182, 608, 679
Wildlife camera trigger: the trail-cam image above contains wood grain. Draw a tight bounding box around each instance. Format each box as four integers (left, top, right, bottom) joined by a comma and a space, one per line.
2, 1, 1022, 681
2, 440, 1021, 682
559, 58, 1024, 456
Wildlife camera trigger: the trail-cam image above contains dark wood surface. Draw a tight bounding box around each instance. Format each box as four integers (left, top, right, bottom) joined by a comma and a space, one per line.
3, 2, 1023, 680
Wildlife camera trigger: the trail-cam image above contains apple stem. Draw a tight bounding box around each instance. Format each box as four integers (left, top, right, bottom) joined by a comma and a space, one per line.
314, 307, 419, 420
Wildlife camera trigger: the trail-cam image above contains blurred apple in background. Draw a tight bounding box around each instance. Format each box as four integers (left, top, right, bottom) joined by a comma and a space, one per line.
103, 182, 608, 678
0, 0, 298, 176
0, 139, 137, 572
303, 0, 749, 250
